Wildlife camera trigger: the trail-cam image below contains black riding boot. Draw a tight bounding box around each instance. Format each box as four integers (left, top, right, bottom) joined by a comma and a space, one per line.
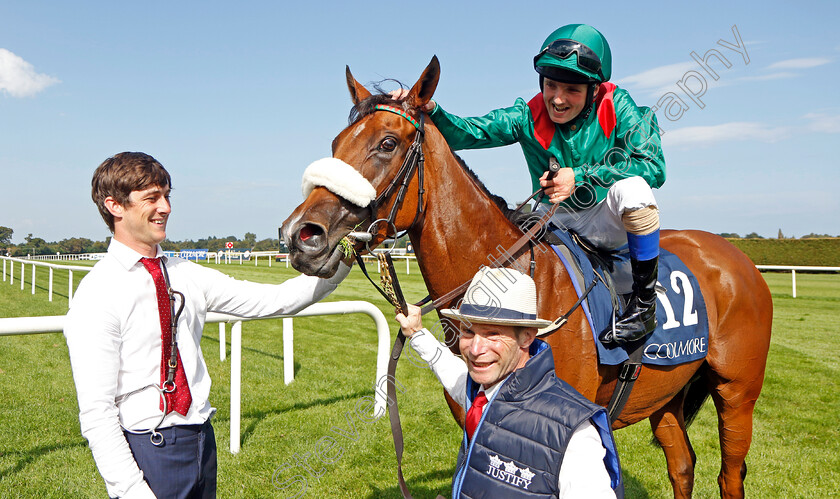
599, 256, 658, 347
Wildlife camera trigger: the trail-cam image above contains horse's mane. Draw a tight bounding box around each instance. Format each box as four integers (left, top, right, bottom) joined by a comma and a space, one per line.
451, 152, 515, 219
350, 92, 515, 219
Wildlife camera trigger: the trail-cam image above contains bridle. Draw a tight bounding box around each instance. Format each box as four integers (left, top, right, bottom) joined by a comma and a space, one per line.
349, 103, 429, 314
362, 104, 426, 247
349, 102, 432, 308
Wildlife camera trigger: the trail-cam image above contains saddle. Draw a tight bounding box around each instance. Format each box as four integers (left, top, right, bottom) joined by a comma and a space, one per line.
512, 211, 710, 367
513, 211, 624, 306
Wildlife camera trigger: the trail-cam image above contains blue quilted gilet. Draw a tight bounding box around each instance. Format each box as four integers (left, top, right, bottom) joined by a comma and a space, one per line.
452, 340, 623, 498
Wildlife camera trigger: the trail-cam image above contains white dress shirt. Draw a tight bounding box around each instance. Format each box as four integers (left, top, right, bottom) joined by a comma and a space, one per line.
408, 329, 616, 499
64, 239, 349, 498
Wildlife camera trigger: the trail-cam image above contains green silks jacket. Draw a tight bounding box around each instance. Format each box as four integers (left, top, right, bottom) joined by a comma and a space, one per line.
428, 84, 666, 211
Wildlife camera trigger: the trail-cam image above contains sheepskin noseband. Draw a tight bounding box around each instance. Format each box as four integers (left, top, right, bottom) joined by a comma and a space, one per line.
301, 157, 376, 208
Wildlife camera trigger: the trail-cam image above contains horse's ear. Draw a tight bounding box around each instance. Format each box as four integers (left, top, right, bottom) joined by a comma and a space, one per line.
407, 55, 440, 110
346, 65, 372, 106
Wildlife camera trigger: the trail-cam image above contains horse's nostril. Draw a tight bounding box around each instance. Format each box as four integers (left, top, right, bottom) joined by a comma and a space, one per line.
299, 225, 316, 242
296, 223, 325, 248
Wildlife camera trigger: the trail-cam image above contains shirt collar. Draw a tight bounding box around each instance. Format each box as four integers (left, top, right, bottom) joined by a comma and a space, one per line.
481, 379, 505, 401
108, 238, 166, 271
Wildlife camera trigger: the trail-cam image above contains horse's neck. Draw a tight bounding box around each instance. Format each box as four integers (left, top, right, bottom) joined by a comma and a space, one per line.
409, 137, 523, 299
405, 134, 595, 389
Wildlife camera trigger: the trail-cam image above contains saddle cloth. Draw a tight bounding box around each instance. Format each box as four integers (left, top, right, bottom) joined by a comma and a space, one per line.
546, 228, 710, 366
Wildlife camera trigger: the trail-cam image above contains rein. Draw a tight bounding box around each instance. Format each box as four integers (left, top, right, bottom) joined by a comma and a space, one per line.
351, 249, 419, 498
353, 104, 428, 499
354, 103, 593, 498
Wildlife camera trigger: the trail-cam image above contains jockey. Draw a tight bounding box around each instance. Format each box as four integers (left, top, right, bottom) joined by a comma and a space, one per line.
420, 24, 666, 347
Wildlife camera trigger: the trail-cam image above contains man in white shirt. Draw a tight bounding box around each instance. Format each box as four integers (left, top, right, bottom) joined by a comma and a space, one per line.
396, 267, 623, 498
64, 152, 351, 498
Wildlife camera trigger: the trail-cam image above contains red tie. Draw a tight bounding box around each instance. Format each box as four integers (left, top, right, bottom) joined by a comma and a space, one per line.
465, 391, 488, 441
140, 257, 192, 416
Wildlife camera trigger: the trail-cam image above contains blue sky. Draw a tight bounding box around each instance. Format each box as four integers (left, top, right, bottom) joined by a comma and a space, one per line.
2, 0, 838, 244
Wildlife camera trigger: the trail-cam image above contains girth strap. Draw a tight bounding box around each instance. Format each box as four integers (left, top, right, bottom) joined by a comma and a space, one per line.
606, 341, 645, 423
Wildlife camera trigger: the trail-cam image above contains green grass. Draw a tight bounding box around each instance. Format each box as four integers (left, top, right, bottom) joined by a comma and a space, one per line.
0, 261, 838, 497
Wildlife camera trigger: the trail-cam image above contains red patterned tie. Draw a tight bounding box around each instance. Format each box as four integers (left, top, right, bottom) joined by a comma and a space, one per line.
140, 257, 192, 416
465, 391, 488, 441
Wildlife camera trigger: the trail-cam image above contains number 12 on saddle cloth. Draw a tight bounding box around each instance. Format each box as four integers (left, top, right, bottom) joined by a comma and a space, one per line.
548, 228, 709, 367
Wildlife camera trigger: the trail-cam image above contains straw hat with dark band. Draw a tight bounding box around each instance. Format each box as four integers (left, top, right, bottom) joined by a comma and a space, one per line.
440, 267, 551, 328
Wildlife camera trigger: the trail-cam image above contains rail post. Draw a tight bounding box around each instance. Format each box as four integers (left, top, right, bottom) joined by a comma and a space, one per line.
283, 317, 294, 385
219, 322, 226, 361
230, 320, 242, 454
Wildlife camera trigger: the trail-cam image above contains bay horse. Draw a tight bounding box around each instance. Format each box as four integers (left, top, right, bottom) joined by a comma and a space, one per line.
280, 56, 772, 499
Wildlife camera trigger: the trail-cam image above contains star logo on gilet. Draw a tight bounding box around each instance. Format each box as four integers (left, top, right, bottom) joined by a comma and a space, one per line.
486, 454, 535, 490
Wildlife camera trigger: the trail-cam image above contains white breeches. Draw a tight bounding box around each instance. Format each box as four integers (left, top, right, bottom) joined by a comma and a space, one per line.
537, 176, 658, 251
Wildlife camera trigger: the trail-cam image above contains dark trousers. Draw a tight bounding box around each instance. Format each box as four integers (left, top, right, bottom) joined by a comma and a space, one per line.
123, 420, 217, 499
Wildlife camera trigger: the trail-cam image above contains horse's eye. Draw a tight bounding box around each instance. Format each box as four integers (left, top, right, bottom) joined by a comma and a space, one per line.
379, 137, 397, 152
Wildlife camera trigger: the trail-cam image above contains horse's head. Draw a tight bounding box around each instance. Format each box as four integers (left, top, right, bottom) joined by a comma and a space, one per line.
281, 56, 440, 277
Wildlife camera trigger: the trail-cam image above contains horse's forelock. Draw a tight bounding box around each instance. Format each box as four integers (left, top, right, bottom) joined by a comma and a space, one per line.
348, 93, 407, 126
348, 79, 412, 126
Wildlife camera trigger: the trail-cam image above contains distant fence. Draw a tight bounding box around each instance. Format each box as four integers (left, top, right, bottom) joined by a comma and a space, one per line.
0, 301, 390, 454
208, 250, 417, 274
4, 256, 835, 305
755, 265, 840, 298
26, 252, 106, 262
1, 256, 91, 304
2, 252, 419, 312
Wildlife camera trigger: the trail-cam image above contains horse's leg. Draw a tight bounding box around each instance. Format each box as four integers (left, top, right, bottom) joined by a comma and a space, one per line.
662, 231, 771, 498
703, 267, 770, 498
707, 371, 761, 499
649, 389, 696, 499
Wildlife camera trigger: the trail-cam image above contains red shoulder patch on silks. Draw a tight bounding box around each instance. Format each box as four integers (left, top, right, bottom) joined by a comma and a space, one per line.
528, 93, 555, 150
596, 82, 617, 139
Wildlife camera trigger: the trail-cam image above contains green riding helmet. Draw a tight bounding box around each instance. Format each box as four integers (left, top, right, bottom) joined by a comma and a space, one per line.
534, 24, 612, 84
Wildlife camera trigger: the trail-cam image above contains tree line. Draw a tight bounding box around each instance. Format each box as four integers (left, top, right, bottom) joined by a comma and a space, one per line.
0, 226, 284, 257
719, 231, 839, 239
1, 225, 836, 258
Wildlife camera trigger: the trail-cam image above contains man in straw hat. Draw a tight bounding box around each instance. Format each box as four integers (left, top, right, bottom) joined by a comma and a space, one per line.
396, 267, 623, 498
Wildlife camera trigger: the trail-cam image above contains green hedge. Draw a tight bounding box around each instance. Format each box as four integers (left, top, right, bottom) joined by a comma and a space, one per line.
726, 238, 840, 266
